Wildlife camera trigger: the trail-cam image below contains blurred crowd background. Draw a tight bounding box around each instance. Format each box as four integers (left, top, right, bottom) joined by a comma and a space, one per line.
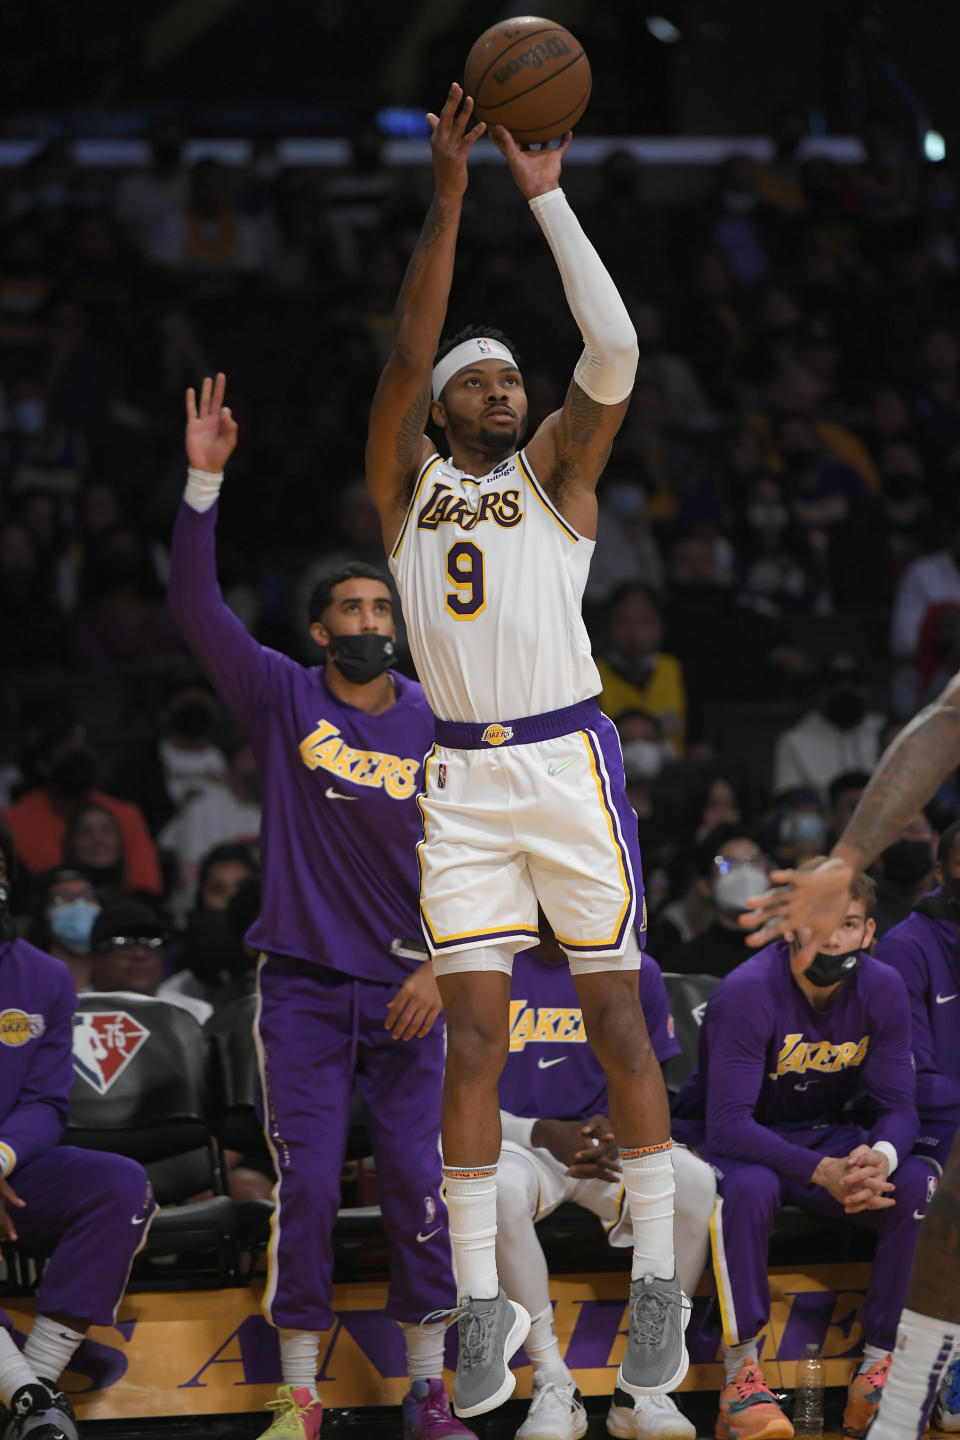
3, 0, 960, 1010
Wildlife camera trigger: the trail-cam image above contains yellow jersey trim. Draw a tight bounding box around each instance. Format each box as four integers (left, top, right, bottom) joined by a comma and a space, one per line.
553, 731, 632, 950
391, 454, 442, 560
517, 449, 580, 543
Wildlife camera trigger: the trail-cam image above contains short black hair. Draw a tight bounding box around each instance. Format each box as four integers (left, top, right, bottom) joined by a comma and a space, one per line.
308, 562, 392, 626
434, 325, 521, 370
937, 819, 960, 869
695, 822, 754, 878
828, 770, 870, 808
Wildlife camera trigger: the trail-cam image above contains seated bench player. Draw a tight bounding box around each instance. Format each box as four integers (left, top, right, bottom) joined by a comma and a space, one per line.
673, 862, 932, 1440
496, 931, 716, 1440
0, 822, 157, 1440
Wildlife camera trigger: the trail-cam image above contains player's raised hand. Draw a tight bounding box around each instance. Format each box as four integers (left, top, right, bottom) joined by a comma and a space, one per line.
739, 856, 854, 968
427, 83, 486, 198
488, 125, 572, 200
185, 372, 238, 475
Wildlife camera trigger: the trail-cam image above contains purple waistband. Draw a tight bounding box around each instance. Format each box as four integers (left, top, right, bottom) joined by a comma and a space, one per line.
435, 698, 602, 750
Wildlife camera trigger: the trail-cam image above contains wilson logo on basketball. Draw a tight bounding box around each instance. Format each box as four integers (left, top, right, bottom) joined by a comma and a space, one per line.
492, 36, 571, 85
72, 1011, 150, 1094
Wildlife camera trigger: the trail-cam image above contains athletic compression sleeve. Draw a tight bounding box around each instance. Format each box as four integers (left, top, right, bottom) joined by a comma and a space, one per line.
529, 187, 638, 405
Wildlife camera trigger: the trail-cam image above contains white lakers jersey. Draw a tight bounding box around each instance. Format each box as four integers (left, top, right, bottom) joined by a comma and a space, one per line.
389, 449, 602, 723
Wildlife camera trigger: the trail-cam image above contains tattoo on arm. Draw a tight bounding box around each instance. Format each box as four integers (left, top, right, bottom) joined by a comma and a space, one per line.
394, 381, 430, 465
565, 385, 605, 445
841, 699, 960, 868
395, 197, 449, 311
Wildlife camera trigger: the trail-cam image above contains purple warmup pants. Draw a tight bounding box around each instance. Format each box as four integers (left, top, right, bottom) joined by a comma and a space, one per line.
1, 1147, 155, 1329
255, 955, 456, 1332
701, 1124, 936, 1352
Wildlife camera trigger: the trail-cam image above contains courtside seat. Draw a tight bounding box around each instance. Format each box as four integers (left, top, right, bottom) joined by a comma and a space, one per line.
68, 993, 237, 1282
662, 971, 721, 1095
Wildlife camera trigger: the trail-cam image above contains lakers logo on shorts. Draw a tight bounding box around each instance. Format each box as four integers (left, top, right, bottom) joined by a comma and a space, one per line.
0, 1009, 45, 1047
481, 724, 513, 746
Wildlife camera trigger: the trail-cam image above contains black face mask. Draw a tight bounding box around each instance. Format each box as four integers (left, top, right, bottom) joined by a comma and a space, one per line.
50, 749, 95, 795
606, 651, 656, 690
170, 699, 214, 740
943, 876, 960, 919
0, 882, 17, 943
823, 687, 867, 730
805, 946, 862, 988
326, 632, 395, 685
882, 838, 933, 887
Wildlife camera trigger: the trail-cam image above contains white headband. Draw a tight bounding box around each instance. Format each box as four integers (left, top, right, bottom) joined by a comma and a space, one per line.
432, 337, 518, 400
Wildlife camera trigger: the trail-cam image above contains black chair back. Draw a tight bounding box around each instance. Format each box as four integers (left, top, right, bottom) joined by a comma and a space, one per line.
662, 971, 721, 1094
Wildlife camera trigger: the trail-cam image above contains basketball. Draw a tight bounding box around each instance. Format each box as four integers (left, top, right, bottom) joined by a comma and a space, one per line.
463, 16, 591, 146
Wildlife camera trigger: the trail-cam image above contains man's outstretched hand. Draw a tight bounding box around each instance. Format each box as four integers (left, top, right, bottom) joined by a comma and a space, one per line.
186, 372, 238, 474
488, 125, 572, 201
740, 856, 854, 968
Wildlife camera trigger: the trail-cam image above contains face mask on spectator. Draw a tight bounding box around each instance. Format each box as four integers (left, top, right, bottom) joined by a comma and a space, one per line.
713, 863, 768, 915
882, 838, 933, 887
49, 898, 101, 955
621, 738, 665, 783
822, 686, 867, 730
605, 483, 646, 520
779, 810, 829, 854
326, 631, 395, 685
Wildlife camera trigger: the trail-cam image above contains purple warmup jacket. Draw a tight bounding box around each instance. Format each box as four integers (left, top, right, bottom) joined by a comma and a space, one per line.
672, 940, 918, 1187
875, 891, 960, 1121
499, 949, 681, 1121
168, 501, 434, 986
0, 937, 76, 1176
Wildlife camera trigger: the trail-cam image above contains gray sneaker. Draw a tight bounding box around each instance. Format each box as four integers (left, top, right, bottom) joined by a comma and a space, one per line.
432, 1289, 530, 1418
16, 1382, 78, 1440
616, 1271, 691, 1398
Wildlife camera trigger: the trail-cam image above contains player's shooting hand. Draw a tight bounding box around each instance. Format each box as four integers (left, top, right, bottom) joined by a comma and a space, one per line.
385, 961, 442, 1042
487, 125, 572, 200
0, 1176, 25, 1256
740, 857, 854, 967
427, 83, 486, 198
185, 372, 238, 475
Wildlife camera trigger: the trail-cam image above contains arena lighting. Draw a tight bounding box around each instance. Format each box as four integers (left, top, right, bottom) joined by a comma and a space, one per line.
645, 14, 683, 43
925, 129, 946, 162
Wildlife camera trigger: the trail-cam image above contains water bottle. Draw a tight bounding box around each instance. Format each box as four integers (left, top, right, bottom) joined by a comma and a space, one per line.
793, 1342, 825, 1435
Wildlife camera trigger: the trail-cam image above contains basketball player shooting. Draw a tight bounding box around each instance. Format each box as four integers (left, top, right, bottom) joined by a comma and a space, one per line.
365, 83, 688, 1421
740, 669, 960, 1438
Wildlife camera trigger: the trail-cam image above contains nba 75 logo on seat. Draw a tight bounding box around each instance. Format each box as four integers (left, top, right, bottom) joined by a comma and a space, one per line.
72, 1011, 150, 1094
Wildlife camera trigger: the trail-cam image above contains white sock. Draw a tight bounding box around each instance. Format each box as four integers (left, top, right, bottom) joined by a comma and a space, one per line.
0, 1330, 39, 1408
278, 1329, 320, 1399
723, 1338, 759, 1385
401, 1321, 445, 1383
22, 1317, 84, 1387
524, 1305, 569, 1386
620, 1143, 676, 1282
859, 1341, 889, 1373
442, 1164, 499, 1302
869, 1308, 957, 1440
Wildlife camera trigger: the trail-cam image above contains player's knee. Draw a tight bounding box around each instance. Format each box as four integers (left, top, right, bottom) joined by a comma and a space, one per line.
445, 1012, 508, 1082
720, 1164, 779, 1215
585, 1002, 654, 1074
673, 1150, 717, 1229
99, 1155, 153, 1219
496, 1155, 538, 1231
885, 1156, 938, 1223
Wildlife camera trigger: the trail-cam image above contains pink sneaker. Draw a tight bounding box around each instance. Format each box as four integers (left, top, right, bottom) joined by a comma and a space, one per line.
402, 1378, 475, 1438
258, 1384, 324, 1438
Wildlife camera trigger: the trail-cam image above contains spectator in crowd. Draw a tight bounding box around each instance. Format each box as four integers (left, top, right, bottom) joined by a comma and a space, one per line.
871, 811, 939, 938
0, 830, 157, 1440
158, 735, 261, 924
166, 843, 261, 1011
2, 714, 161, 894
596, 584, 687, 753
496, 939, 713, 1440
773, 654, 885, 796
876, 819, 960, 1174
669, 824, 770, 979
890, 505, 960, 661
149, 157, 267, 293
193, 840, 260, 915
88, 897, 212, 1024
583, 469, 664, 607
113, 121, 189, 258
617, 709, 680, 918
673, 866, 929, 1440
632, 298, 717, 432
63, 801, 132, 905
110, 671, 227, 835
763, 787, 832, 867
25, 865, 100, 991
827, 770, 870, 843
70, 526, 187, 671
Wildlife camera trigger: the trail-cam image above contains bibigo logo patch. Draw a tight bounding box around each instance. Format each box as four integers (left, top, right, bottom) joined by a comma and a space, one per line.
72, 1011, 150, 1094
0, 1009, 45, 1047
